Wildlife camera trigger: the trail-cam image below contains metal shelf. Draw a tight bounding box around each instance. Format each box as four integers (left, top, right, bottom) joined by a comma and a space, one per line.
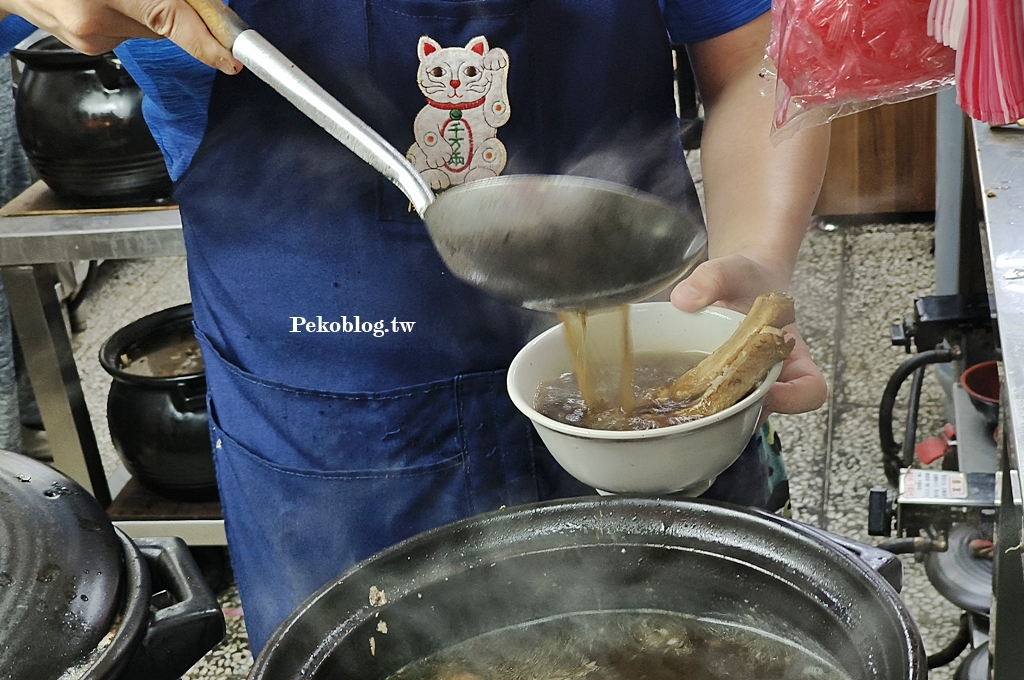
0, 182, 224, 546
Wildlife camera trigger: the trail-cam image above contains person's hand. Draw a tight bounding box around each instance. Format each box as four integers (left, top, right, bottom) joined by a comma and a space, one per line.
670, 253, 828, 418
2, 0, 241, 73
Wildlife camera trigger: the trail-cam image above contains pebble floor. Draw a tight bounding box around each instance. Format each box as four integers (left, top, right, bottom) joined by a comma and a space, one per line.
62, 154, 970, 679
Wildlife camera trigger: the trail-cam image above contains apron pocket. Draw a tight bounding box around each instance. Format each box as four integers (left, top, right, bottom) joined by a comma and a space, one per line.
196, 325, 466, 474
208, 412, 471, 654
365, 0, 535, 228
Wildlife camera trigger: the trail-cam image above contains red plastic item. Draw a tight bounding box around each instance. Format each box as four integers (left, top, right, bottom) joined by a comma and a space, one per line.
915, 437, 947, 465
956, 0, 1024, 124
767, 0, 956, 135
915, 423, 956, 465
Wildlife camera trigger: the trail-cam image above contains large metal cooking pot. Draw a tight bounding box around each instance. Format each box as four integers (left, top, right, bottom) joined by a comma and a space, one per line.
0, 452, 224, 680
250, 497, 925, 680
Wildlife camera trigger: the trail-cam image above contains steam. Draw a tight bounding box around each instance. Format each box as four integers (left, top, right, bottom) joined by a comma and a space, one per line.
556, 121, 702, 216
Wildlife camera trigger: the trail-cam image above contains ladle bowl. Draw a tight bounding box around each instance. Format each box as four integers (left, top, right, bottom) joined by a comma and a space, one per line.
184, 0, 707, 311
426, 175, 707, 310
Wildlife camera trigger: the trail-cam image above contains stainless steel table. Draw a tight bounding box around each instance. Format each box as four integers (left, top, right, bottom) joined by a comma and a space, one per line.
973, 121, 1024, 477
971, 120, 1024, 679
0, 182, 226, 544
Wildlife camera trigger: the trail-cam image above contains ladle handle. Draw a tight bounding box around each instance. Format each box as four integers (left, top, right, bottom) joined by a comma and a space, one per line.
183, 0, 436, 216
182, 0, 248, 48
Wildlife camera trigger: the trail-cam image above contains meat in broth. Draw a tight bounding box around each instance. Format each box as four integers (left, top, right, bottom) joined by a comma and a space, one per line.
536, 294, 796, 431
536, 351, 706, 430
384, 611, 851, 680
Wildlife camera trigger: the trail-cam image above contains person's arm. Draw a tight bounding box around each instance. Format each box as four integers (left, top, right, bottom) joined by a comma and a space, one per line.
670, 11, 830, 415
0, 0, 239, 73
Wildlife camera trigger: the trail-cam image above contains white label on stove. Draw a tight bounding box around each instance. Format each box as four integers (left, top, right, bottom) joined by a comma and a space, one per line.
902, 470, 969, 500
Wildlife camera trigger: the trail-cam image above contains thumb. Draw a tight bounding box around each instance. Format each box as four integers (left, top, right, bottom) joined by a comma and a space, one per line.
670, 255, 777, 314
127, 0, 243, 74
670, 259, 733, 312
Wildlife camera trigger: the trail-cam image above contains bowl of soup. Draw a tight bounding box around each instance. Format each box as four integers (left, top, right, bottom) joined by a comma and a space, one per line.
507, 302, 784, 495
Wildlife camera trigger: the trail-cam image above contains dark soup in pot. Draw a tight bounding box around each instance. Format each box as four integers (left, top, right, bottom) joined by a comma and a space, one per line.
385, 610, 851, 680
119, 328, 204, 378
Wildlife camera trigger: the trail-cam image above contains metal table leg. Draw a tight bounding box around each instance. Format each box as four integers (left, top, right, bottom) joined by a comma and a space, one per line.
1, 264, 110, 506
992, 443, 1024, 679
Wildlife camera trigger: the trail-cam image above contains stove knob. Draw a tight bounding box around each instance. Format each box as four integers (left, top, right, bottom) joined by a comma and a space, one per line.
868, 487, 894, 536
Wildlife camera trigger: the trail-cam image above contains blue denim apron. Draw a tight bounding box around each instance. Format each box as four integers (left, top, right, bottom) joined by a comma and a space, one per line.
172, 0, 734, 653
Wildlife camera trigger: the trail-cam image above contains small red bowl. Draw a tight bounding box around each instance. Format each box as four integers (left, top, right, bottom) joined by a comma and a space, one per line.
961, 360, 1000, 426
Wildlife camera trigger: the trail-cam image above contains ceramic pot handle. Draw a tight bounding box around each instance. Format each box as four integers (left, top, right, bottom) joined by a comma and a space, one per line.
121, 537, 225, 680
183, 0, 249, 49
170, 384, 208, 413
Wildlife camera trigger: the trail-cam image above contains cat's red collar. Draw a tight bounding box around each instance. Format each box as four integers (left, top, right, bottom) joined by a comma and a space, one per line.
427, 96, 486, 110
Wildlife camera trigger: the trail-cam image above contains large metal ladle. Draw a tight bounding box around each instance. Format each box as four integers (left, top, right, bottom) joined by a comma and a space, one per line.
185, 0, 708, 311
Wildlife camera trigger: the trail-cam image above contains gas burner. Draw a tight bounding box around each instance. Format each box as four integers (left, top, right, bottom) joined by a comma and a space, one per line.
925, 524, 993, 615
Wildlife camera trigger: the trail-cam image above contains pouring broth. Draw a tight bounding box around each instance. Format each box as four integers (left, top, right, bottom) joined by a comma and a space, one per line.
536, 351, 706, 430
385, 610, 851, 680
538, 307, 712, 431
536, 295, 794, 431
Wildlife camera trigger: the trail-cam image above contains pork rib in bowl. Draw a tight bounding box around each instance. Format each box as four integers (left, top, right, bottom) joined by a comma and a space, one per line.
507, 302, 786, 495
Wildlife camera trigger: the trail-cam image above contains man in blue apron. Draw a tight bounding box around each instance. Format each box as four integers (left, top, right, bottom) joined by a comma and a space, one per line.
0, 0, 829, 654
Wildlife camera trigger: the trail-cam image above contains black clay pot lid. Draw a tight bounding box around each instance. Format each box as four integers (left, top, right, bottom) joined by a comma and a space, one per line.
0, 452, 124, 680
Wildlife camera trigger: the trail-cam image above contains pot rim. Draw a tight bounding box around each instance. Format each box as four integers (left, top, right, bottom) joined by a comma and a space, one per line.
251, 497, 927, 680
0, 452, 126, 677
11, 35, 115, 67
79, 529, 152, 680
99, 303, 204, 387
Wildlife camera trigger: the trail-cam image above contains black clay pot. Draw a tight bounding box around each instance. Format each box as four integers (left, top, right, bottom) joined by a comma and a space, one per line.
11, 36, 173, 207
252, 498, 926, 680
0, 452, 224, 680
100, 303, 217, 502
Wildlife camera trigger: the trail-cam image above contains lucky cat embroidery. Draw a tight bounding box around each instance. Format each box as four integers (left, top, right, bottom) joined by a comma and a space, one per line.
407, 35, 510, 191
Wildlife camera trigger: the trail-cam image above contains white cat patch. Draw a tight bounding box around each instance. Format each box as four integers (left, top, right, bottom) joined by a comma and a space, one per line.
407, 35, 510, 191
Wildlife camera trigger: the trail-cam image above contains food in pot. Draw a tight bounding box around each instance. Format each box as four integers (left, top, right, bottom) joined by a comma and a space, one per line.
385, 611, 850, 680
58, 615, 121, 680
536, 351, 705, 429
535, 294, 795, 430
653, 292, 795, 417
119, 328, 204, 378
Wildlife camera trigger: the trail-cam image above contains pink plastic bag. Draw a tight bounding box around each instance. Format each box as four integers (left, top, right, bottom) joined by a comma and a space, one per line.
766, 0, 956, 138
956, 0, 1024, 124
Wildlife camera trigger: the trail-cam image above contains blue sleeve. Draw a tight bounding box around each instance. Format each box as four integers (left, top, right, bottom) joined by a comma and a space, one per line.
115, 39, 216, 181
662, 0, 771, 44
0, 16, 38, 54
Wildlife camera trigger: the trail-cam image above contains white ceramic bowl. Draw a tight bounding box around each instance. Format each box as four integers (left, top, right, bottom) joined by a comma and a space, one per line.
507, 302, 783, 495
